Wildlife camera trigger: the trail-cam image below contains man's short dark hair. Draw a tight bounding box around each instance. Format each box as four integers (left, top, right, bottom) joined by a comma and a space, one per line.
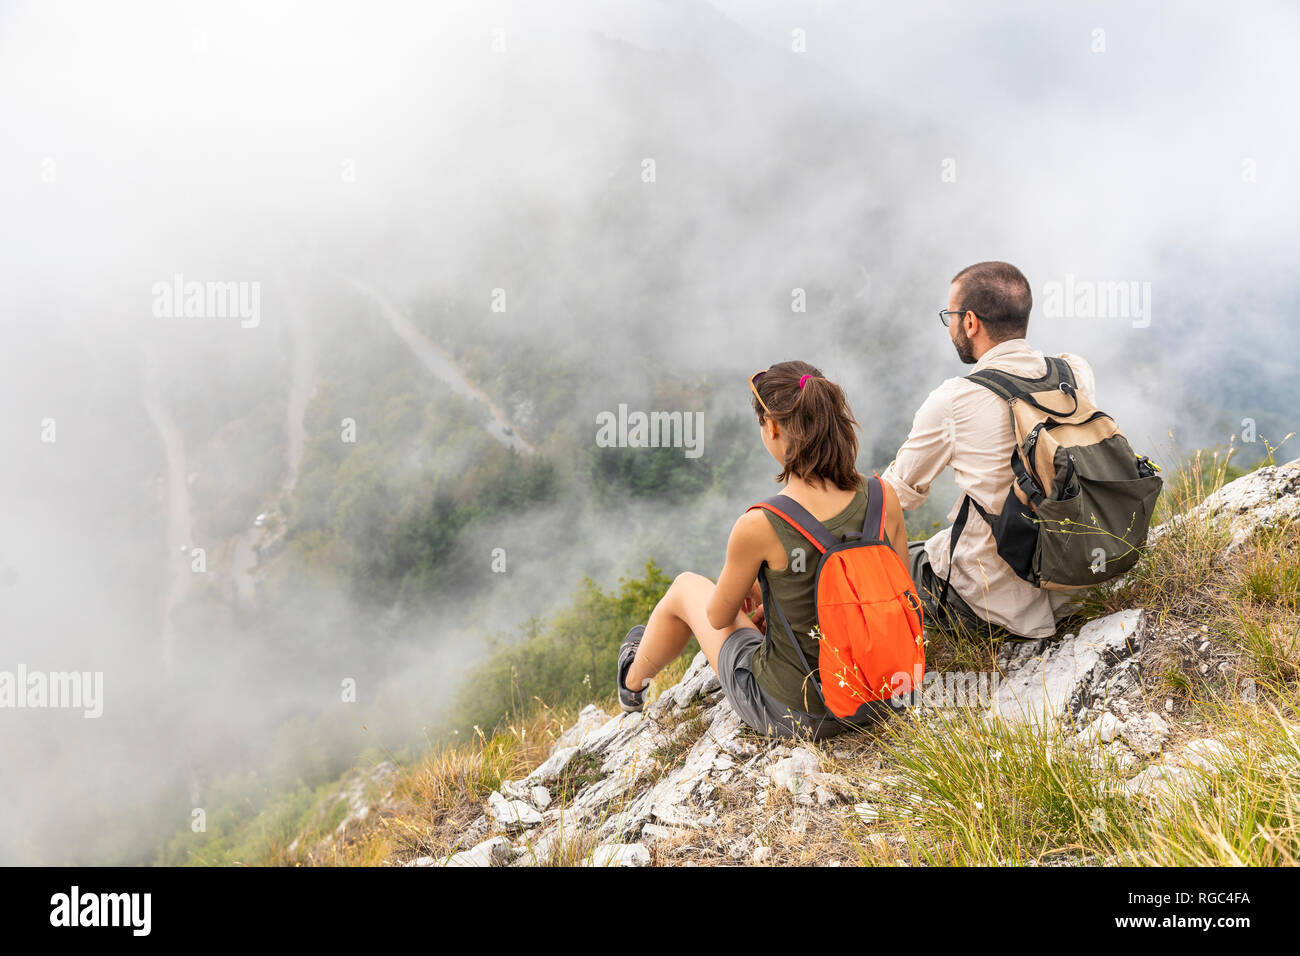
951, 261, 1032, 340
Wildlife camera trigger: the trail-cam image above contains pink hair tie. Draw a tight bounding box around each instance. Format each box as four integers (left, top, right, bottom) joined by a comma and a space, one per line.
798, 374, 813, 389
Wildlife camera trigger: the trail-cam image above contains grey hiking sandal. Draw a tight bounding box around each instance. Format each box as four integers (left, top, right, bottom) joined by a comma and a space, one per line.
617, 625, 651, 713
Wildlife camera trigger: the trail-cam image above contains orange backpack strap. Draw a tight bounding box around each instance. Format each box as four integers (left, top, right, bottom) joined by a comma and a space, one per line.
746, 495, 835, 553
747, 496, 832, 715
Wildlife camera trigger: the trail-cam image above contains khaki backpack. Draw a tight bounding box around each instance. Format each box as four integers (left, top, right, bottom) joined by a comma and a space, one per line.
940, 356, 1163, 604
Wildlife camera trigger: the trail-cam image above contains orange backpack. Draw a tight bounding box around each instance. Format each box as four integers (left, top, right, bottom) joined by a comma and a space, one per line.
748, 475, 925, 720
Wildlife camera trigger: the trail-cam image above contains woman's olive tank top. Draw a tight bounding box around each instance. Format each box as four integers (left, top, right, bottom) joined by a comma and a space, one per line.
749, 485, 871, 718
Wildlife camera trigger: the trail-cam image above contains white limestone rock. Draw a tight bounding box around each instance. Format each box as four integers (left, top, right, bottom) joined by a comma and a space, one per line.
487, 790, 543, 830
1121, 764, 1208, 804
332, 761, 397, 835
1173, 738, 1234, 773
767, 747, 820, 794
853, 803, 880, 823
498, 779, 530, 801
1118, 711, 1171, 756
592, 704, 748, 841
640, 823, 683, 843
1160, 458, 1300, 553
989, 609, 1145, 728
586, 843, 651, 867
1077, 710, 1123, 745
572, 711, 640, 759
515, 829, 560, 865
523, 745, 580, 786
460, 814, 491, 846
672, 652, 722, 708
420, 836, 512, 868
556, 704, 613, 749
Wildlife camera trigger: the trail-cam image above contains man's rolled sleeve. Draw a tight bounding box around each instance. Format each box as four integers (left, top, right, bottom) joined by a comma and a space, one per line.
880, 383, 956, 512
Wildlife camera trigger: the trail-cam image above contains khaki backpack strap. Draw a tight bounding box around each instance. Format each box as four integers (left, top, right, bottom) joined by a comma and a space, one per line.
938, 494, 993, 610
966, 357, 1080, 417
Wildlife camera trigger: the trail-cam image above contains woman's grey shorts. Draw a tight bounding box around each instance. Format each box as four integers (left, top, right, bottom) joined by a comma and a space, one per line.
715, 627, 848, 741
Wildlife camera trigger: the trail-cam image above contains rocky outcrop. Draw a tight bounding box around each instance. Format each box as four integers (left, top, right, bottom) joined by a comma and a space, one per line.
1156, 457, 1300, 552
419, 649, 851, 866
289, 760, 398, 861
990, 609, 1145, 728
418, 459, 1297, 866
405, 835, 512, 868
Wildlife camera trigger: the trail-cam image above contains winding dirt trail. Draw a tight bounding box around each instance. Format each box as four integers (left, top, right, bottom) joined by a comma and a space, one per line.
345, 277, 536, 456
141, 345, 192, 679
280, 287, 315, 497
228, 282, 316, 603
142, 344, 204, 804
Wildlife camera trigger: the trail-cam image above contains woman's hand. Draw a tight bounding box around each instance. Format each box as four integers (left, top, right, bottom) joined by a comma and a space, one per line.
741, 580, 766, 633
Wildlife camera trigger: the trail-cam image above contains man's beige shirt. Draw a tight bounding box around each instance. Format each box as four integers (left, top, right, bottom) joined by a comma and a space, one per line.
881, 338, 1096, 639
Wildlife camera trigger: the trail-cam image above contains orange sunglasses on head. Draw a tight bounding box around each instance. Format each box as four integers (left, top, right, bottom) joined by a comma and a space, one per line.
748, 368, 772, 416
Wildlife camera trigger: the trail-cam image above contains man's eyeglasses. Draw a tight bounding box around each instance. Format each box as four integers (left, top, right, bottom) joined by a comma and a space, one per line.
749, 368, 772, 417
939, 308, 981, 328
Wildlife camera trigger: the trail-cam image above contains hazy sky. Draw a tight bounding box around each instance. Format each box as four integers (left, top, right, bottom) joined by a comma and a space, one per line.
1, 0, 1297, 864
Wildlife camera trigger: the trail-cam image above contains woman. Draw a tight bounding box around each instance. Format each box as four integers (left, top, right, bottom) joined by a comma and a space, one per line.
617, 360, 911, 739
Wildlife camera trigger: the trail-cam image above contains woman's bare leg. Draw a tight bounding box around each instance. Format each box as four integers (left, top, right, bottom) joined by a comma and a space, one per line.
623, 571, 752, 692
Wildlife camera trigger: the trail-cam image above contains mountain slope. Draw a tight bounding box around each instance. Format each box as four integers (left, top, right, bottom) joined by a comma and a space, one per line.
214, 457, 1300, 866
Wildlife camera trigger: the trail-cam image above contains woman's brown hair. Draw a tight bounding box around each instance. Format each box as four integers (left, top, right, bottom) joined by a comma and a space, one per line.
751, 360, 861, 491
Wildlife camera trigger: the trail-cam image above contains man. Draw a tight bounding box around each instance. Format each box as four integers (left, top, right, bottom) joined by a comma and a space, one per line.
881, 261, 1095, 640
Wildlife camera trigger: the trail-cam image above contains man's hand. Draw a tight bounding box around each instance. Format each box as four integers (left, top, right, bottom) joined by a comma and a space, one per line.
741, 580, 766, 634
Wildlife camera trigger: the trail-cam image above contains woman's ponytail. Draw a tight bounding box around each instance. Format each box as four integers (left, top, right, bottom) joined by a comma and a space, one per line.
751, 360, 861, 490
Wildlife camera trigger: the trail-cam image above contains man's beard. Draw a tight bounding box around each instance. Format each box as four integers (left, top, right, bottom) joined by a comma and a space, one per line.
952, 325, 977, 364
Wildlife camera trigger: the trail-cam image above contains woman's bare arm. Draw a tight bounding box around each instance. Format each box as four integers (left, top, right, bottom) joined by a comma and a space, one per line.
883, 481, 911, 573
707, 510, 779, 630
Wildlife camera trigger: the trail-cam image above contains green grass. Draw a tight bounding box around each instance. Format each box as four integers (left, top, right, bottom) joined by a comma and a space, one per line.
864, 706, 1143, 865
1158, 666, 1195, 699
649, 704, 708, 769
551, 750, 608, 805
847, 687, 1300, 866
1227, 611, 1300, 690
1120, 694, 1300, 866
